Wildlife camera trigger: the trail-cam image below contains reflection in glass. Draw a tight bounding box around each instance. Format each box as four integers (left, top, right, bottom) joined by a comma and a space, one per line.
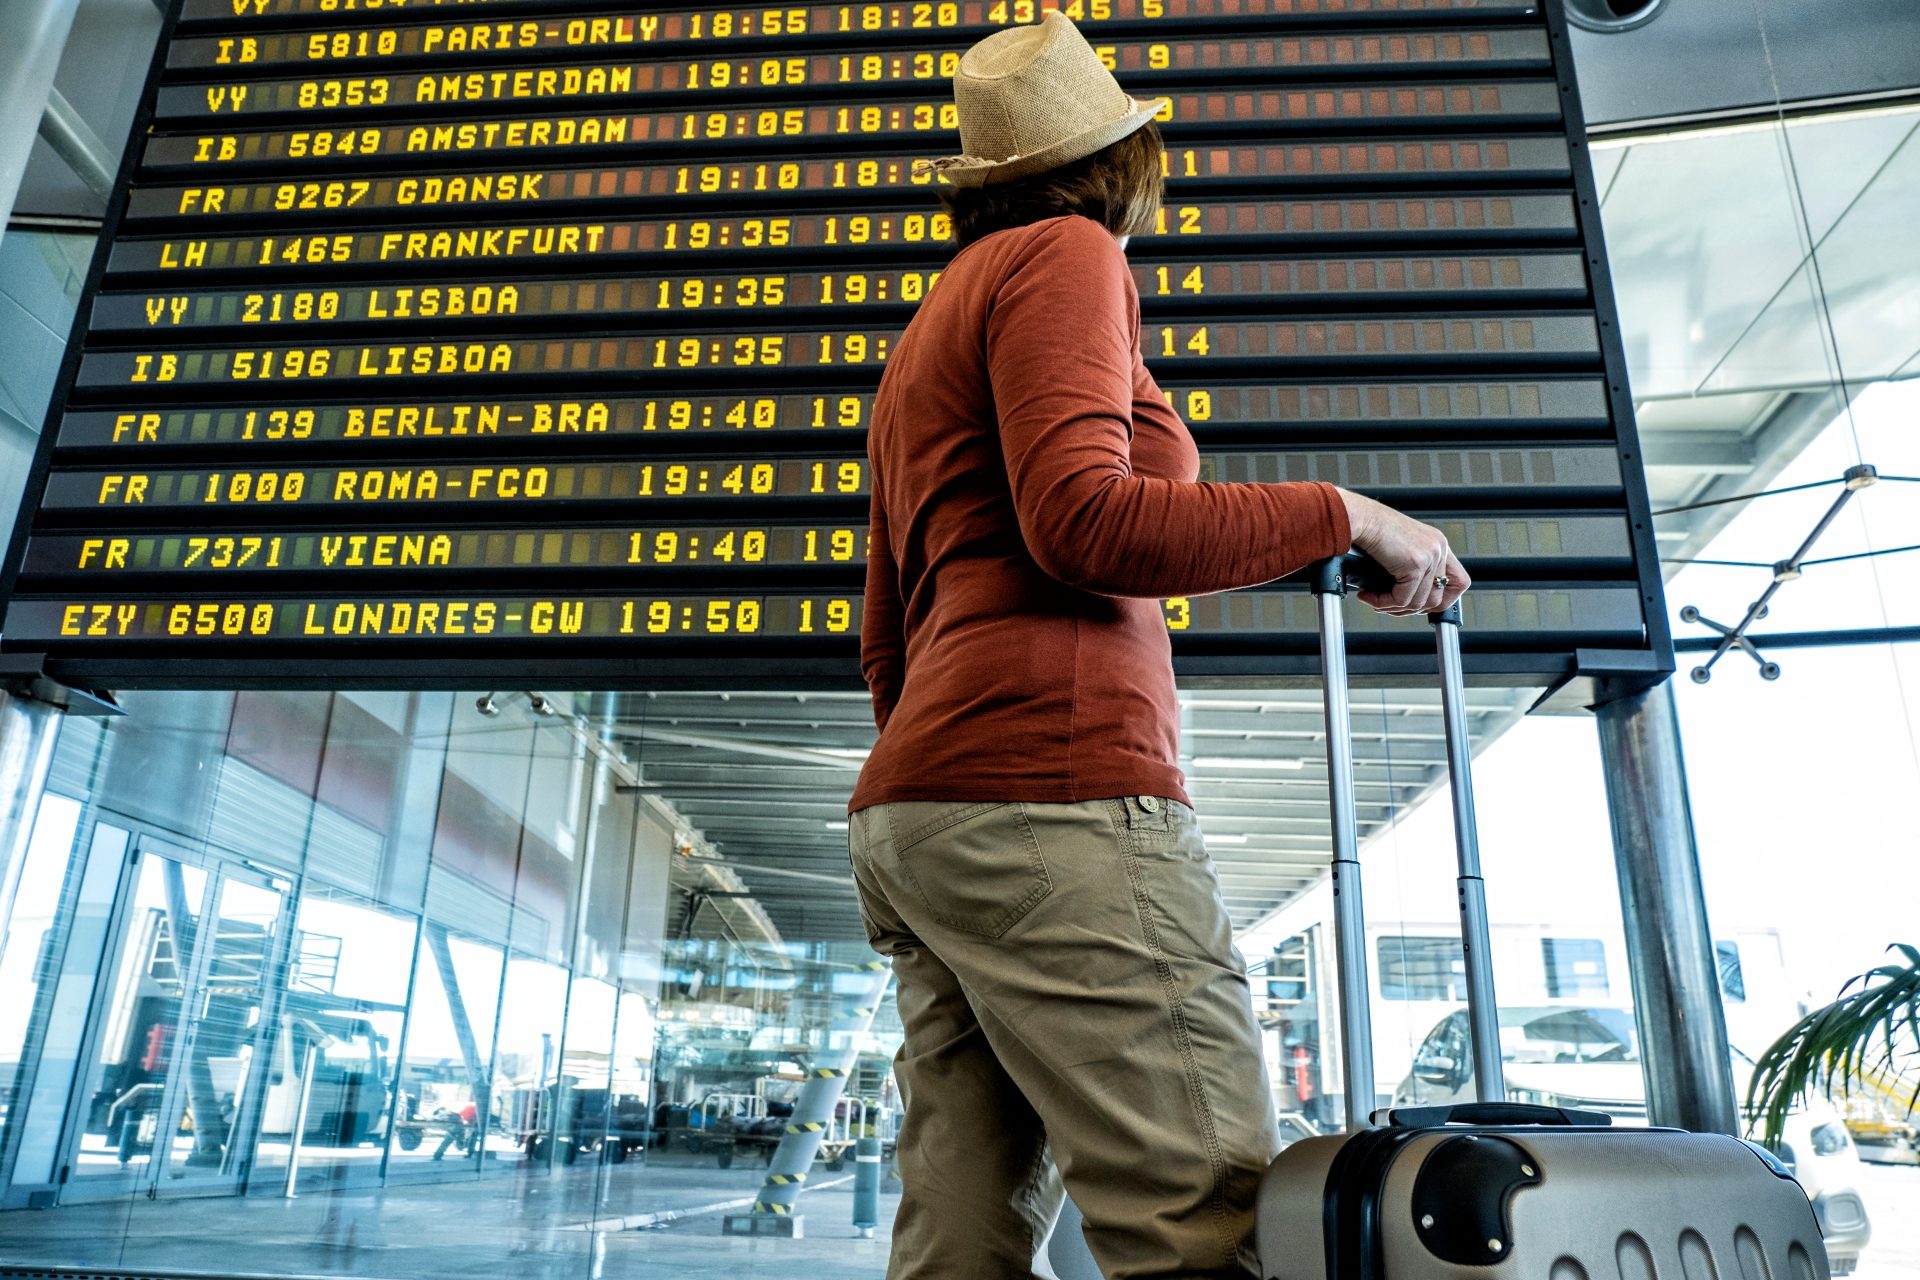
490, 955, 569, 1169
62, 851, 211, 1197
249, 888, 416, 1192
390, 925, 503, 1178
553, 977, 614, 1165
151, 871, 285, 1194
0, 690, 913, 1276
0, 795, 85, 1171
606, 989, 657, 1167
61, 850, 287, 1201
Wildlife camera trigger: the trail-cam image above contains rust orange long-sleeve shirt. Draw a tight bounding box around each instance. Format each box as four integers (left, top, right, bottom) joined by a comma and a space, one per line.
848, 215, 1350, 811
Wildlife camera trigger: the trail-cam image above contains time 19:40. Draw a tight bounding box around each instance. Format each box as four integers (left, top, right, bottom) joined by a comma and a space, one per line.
639, 396, 867, 431
632, 461, 862, 496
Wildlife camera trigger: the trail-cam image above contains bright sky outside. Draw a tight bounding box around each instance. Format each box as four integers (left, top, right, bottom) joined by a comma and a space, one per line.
1246, 379, 1920, 1054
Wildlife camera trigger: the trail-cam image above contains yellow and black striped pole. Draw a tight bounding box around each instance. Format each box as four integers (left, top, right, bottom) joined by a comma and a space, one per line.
734, 962, 891, 1233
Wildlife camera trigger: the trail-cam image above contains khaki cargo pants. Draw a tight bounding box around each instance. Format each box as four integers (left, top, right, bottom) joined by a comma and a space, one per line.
849, 796, 1281, 1279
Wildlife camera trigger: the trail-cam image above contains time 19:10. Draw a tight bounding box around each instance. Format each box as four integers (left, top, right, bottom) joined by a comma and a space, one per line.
674, 163, 802, 195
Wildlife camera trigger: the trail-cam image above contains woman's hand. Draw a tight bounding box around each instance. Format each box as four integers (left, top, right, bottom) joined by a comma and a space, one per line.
1337, 489, 1470, 616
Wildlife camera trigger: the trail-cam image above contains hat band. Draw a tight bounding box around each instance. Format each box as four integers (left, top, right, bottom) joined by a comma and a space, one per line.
911, 154, 1014, 176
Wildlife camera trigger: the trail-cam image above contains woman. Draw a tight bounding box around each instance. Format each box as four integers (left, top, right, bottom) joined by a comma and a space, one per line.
845, 15, 1469, 1279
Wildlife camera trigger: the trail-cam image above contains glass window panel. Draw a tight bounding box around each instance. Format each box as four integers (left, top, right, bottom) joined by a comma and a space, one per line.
1542, 937, 1611, 999
0, 796, 87, 1174
508, 720, 587, 963
50, 844, 202, 1198
249, 888, 416, 1193
606, 989, 657, 1167
425, 700, 536, 949
1716, 941, 1748, 1004
1376, 936, 1468, 1002
148, 869, 286, 1196
389, 926, 502, 1179
575, 788, 635, 983
554, 977, 614, 1168
488, 955, 570, 1170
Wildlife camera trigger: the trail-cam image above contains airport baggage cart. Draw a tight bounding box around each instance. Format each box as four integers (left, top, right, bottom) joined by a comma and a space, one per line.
1255, 555, 1832, 1279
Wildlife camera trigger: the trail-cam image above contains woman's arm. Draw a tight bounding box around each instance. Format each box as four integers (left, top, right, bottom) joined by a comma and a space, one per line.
989, 217, 1349, 598
860, 487, 907, 731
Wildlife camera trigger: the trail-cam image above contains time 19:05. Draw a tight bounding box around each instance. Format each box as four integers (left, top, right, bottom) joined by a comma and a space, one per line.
684, 52, 959, 88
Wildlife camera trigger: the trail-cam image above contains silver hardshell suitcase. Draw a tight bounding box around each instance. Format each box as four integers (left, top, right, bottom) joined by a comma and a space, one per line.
1255, 555, 1830, 1280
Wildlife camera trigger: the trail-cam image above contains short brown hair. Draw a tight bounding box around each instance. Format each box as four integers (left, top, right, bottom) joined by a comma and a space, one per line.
939, 121, 1165, 249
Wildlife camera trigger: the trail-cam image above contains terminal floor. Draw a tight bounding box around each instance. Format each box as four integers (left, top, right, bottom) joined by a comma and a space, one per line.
0, 1152, 898, 1280
1, 1157, 1915, 1278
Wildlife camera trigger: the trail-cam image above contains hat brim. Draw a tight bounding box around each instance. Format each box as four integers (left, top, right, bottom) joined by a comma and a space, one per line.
928, 96, 1170, 188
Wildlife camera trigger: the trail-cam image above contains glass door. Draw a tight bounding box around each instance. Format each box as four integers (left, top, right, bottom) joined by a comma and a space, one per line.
143, 860, 288, 1197
58, 842, 289, 1202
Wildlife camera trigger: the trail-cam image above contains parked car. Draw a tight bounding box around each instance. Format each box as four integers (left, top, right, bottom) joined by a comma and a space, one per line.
1391, 1005, 1872, 1275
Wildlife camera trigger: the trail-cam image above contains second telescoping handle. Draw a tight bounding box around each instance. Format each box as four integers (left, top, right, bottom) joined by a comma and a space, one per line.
1432, 603, 1506, 1103
1310, 554, 1378, 1130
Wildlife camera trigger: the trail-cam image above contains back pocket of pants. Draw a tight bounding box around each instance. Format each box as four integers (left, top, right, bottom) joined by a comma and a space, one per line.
888, 801, 1052, 939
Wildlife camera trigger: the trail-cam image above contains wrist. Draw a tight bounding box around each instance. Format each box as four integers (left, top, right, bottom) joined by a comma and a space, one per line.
1336, 488, 1376, 550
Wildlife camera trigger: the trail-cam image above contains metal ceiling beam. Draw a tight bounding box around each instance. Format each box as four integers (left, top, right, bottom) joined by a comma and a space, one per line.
624, 724, 864, 770
636, 759, 1441, 791
1641, 436, 1758, 474
619, 782, 850, 797
38, 86, 112, 199
0, 0, 81, 246
674, 854, 853, 886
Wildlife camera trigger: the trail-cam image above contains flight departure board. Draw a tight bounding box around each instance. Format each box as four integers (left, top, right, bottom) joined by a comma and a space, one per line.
0, 0, 1669, 691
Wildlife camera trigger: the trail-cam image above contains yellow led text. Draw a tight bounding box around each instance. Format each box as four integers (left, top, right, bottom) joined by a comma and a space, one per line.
78, 540, 129, 569
301, 601, 499, 635
61, 604, 139, 636
97, 476, 149, 504
413, 68, 634, 103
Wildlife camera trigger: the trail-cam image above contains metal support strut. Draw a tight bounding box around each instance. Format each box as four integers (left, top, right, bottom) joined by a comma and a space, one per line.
1679, 463, 1878, 683
724, 963, 893, 1237
1594, 679, 1740, 1135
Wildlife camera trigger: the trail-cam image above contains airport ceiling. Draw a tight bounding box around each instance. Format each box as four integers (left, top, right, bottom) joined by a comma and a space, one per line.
609, 686, 1540, 944
13, 4, 1919, 947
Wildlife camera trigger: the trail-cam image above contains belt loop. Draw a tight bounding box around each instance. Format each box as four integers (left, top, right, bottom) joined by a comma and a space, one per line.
1121, 795, 1169, 831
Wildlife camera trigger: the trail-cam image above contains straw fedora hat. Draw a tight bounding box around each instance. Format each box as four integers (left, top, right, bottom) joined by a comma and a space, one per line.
913, 13, 1170, 188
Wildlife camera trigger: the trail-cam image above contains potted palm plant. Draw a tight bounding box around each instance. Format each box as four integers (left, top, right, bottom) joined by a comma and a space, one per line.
1748, 944, 1920, 1149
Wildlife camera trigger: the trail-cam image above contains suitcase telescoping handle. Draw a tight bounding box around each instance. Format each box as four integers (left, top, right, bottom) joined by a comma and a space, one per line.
1309, 554, 1505, 1131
